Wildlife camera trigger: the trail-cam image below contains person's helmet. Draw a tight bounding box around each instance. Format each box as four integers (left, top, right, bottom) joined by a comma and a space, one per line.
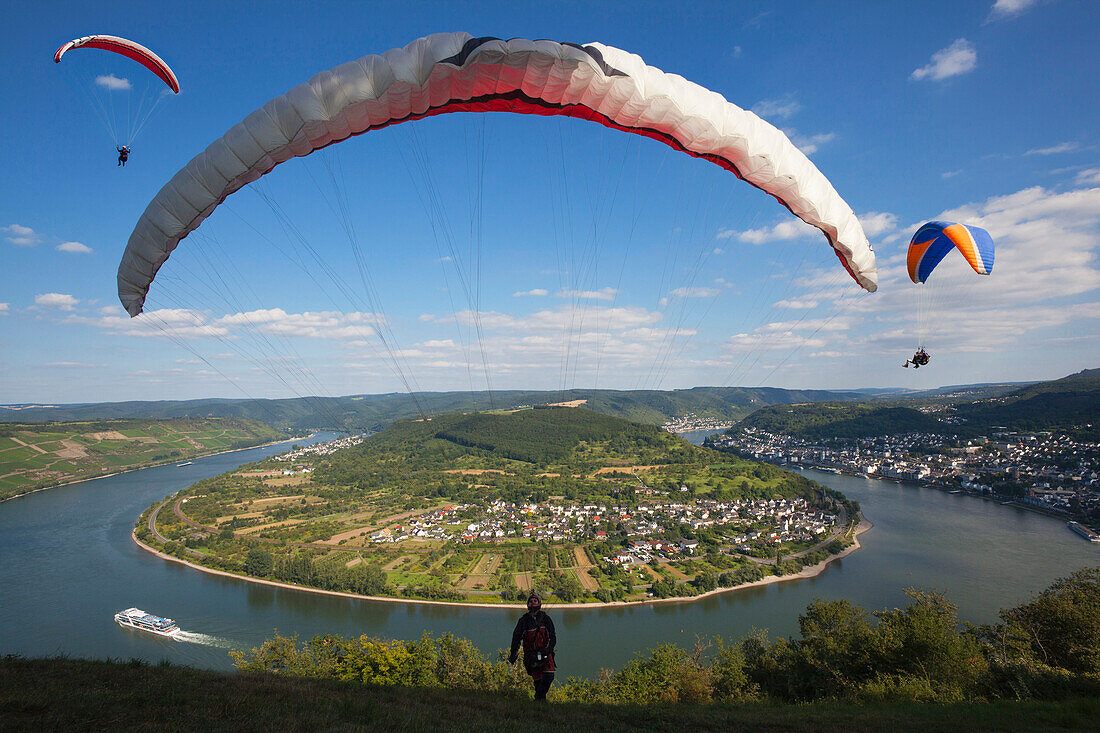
526, 593, 541, 611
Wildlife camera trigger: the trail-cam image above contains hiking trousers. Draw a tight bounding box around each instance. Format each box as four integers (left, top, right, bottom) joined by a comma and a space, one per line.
534, 672, 555, 700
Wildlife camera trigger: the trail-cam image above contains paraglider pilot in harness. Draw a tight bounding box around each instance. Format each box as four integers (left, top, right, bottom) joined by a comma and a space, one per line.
509, 592, 556, 700
904, 348, 931, 369
117, 145, 130, 167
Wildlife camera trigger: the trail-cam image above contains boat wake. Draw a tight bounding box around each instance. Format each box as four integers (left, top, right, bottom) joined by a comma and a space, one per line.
174, 630, 234, 648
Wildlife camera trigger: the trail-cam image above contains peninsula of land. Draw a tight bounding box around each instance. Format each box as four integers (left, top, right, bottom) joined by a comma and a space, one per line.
135, 408, 863, 605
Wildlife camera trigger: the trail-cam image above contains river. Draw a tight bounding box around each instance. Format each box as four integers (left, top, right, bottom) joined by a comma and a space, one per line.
0, 431, 1096, 679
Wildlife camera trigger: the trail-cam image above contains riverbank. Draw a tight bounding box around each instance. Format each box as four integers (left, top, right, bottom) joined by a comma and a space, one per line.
0, 434, 311, 505
131, 517, 873, 611
786, 462, 1100, 536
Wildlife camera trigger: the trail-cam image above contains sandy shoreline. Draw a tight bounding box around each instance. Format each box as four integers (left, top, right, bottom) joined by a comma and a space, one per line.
131, 517, 873, 611
0, 435, 310, 505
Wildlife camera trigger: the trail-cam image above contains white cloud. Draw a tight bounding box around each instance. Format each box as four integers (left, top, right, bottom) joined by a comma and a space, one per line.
95, 74, 132, 91
725, 218, 819, 244
1076, 169, 1100, 185
942, 170, 962, 179
726, 331, 827, 352
712, 247, 725, 255
858, 212, 898, 238
449, 305, 661, 335
988, 0, 1039, 21
757, 317, 852, 334
667, 286, 720, 299
743, 10, 772, 29
732, 46, 743, 59
68, 308, 228, 340
782, 129, 835, 156
4, 224, 39, 247
774, 299, 819, 309
620, 326, 697, 341
723, 316, 853, 354
751, 95, 802, 121
57, 241, 92, 254
557, 287, 618, 301
1026, 141, 1079, 156
350, 302, 705, 383
35, 293, 78, 310
911, 39, 977, 81
215, 308, 383, 339
0, 303, 8, 315
513, 288, 549, 297
43, 361, 106, 368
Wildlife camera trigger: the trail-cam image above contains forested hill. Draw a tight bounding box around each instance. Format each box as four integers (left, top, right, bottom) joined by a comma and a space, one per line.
0, 386, 864, 432
329, 407, 700, 473
951, 369, 1100, 437
731, 368, 1100, 440
735, 403, 946, 440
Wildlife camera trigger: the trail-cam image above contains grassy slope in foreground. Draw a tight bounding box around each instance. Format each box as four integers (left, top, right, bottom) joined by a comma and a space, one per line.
0, 417, 286, 501
2, 657, 1096, 732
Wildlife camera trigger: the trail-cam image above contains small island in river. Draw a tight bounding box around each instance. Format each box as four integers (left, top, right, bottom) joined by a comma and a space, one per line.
135, 407, 863, 605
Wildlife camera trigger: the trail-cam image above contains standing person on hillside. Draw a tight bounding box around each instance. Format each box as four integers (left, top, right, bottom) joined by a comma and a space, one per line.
509, 592, 556, 701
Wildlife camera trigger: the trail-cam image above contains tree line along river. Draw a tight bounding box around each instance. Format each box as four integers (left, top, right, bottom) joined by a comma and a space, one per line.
0, 430, 1096, 679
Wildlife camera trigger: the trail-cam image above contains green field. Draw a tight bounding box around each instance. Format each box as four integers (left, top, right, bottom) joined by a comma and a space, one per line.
0, 418, 287, 501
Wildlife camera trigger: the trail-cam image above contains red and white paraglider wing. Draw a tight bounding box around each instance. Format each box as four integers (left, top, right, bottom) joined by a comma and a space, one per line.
55, 35, 180, 94
118, 32, 875, 316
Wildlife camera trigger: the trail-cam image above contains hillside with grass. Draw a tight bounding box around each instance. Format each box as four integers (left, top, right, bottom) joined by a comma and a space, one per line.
735, 403, 947, 440
343, 407, 698, 471
5, 567, 1098, 730
0, 418, 286, 501
952, 368, 1100, 438
729, 369, 1100, 440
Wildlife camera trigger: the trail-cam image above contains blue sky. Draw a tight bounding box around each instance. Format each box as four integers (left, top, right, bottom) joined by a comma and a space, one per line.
2, 0, 1099, 403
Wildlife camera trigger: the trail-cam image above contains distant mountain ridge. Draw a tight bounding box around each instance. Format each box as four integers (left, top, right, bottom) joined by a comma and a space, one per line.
731, 369, 1100, 439
0, 386, 869, 431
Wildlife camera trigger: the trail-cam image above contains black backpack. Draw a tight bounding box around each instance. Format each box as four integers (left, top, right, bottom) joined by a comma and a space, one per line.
521, 615, 552, 673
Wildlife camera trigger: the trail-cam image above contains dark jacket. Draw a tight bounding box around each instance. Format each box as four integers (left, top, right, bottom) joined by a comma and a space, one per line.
510, 610, 556, 676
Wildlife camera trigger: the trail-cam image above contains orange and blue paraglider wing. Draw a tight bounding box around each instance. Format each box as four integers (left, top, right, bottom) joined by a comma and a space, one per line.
907, 221, 995, 284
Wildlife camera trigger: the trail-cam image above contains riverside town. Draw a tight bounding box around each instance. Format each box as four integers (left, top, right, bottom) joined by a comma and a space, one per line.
709, 426, 1100, 535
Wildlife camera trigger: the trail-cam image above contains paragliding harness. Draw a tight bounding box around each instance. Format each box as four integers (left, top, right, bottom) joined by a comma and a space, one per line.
117, 146, 130, 167
521, 615, 553, 674
904, 348, 930, 368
